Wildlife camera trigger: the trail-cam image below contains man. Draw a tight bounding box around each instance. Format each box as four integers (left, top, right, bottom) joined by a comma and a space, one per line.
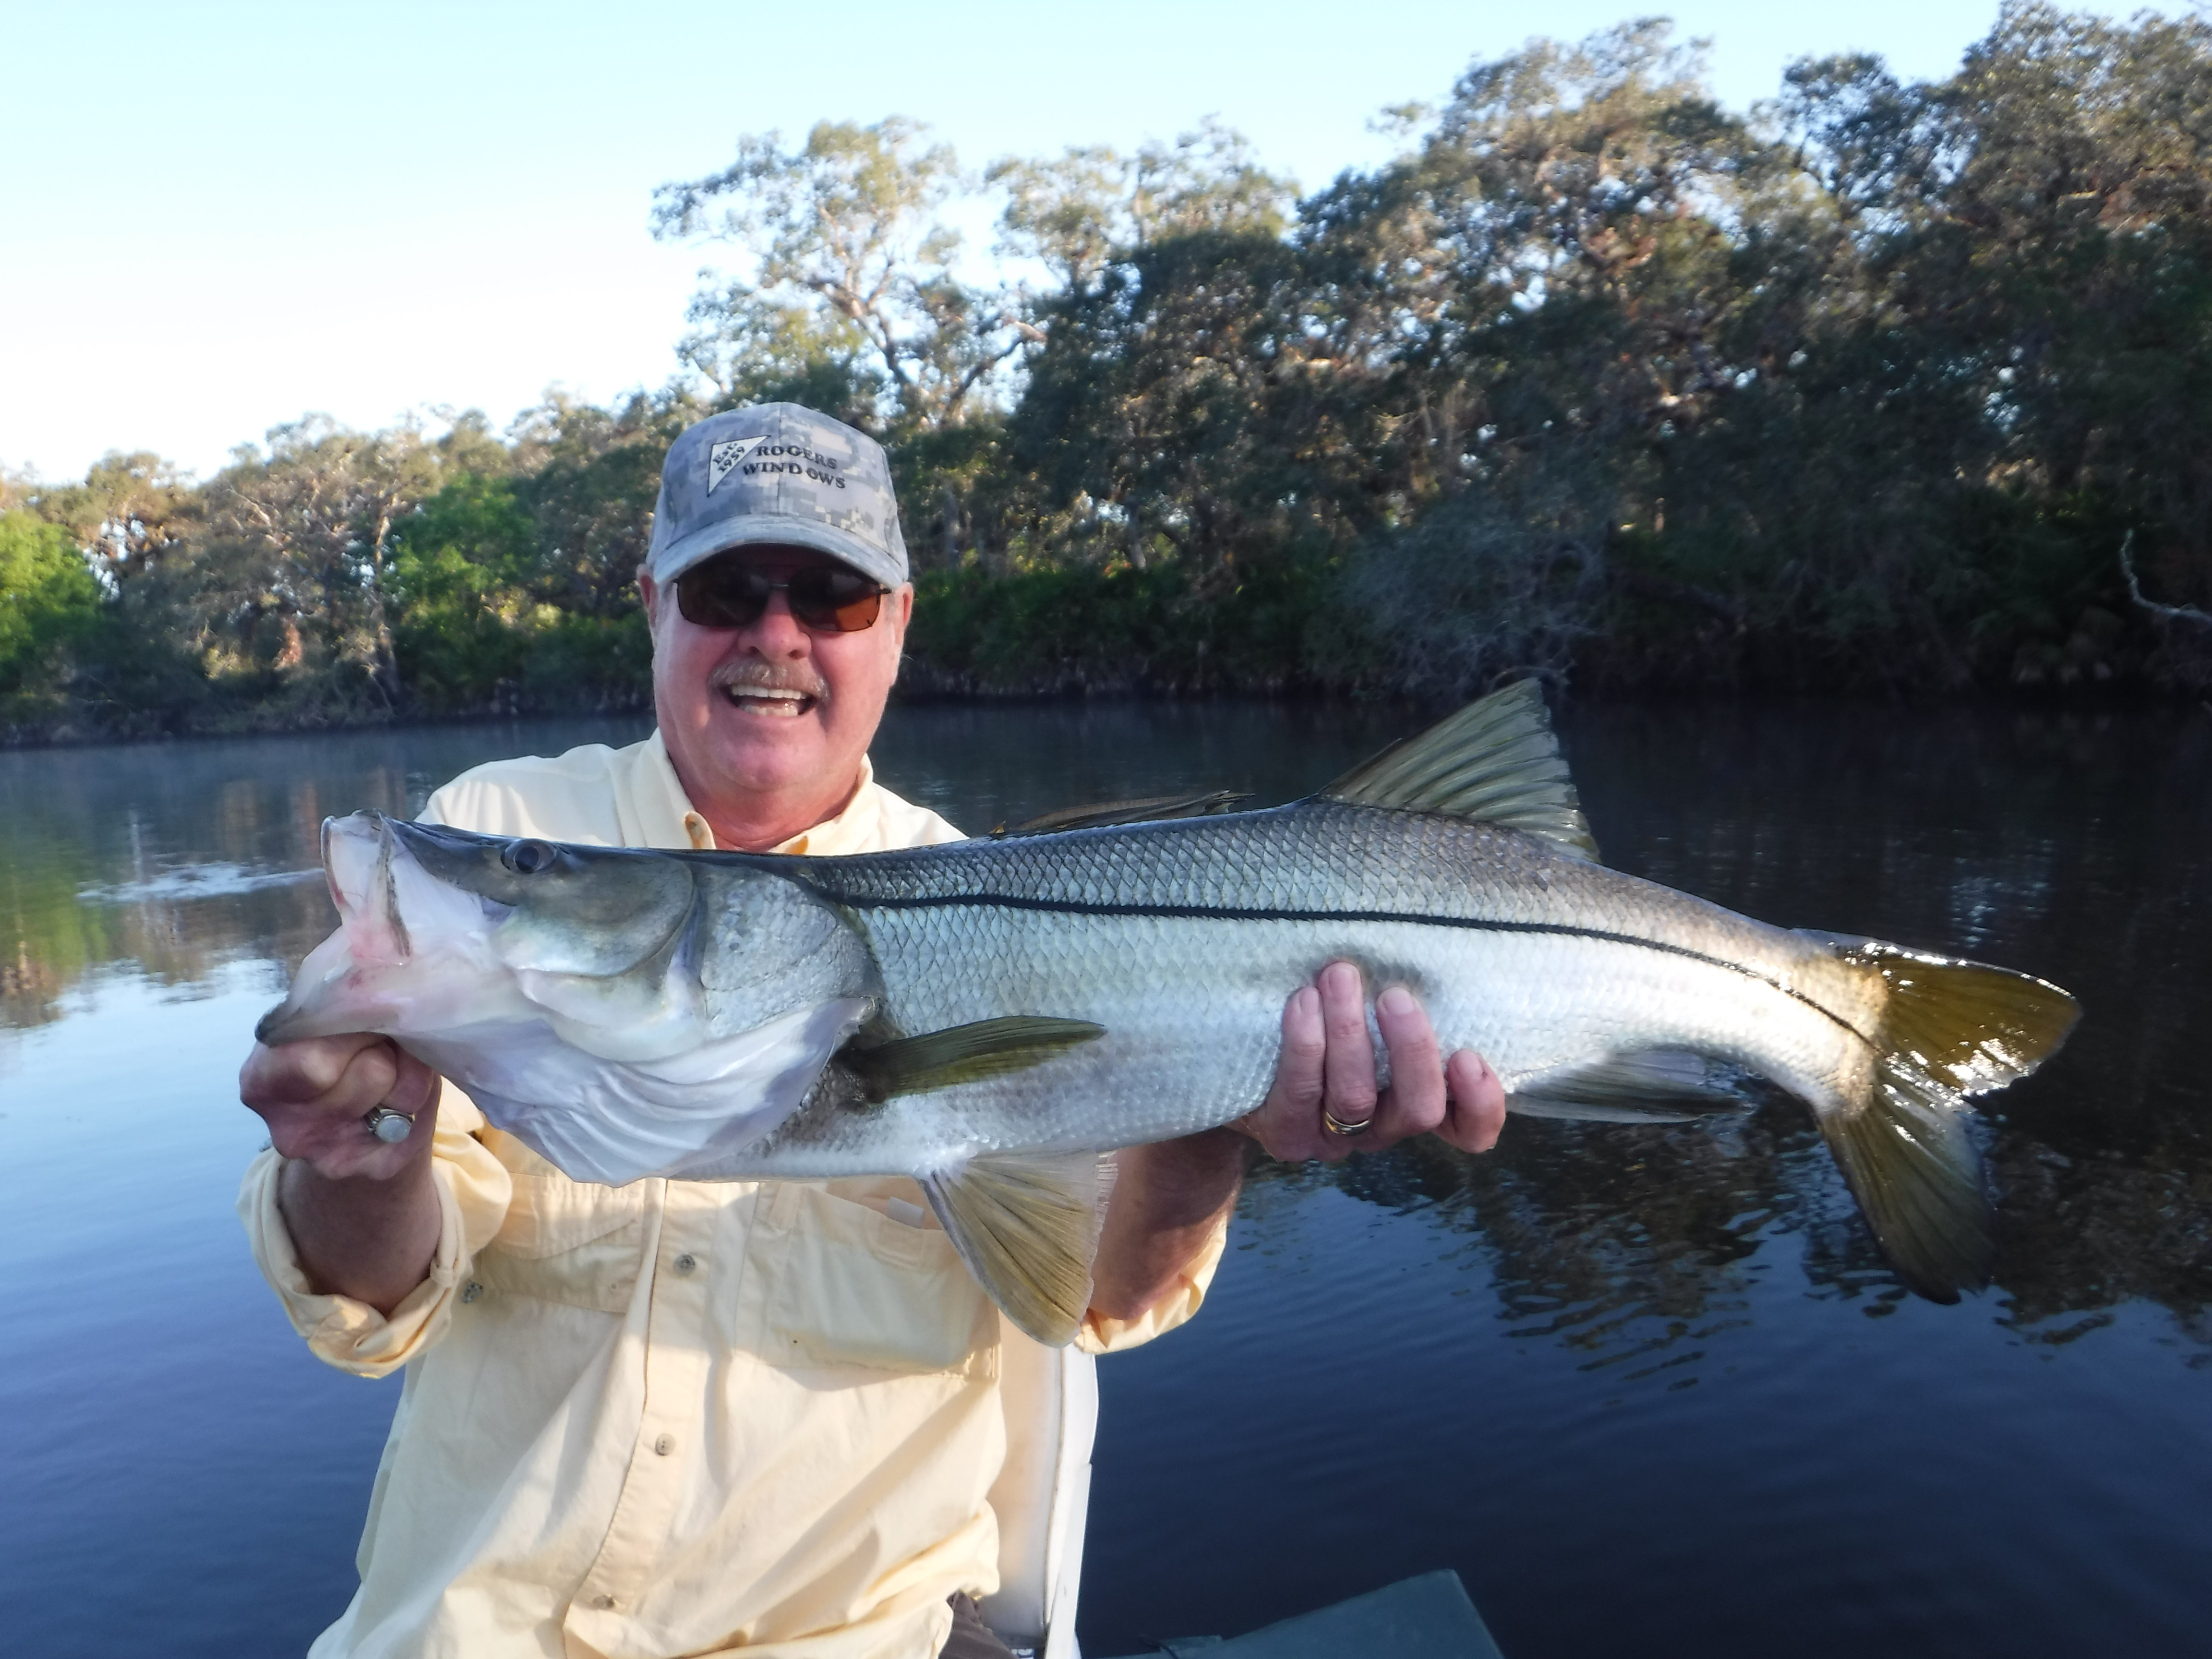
240, 403, 1505, 1659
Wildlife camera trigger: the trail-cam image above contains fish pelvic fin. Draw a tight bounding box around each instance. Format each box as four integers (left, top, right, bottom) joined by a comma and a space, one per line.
842, 1016, 1106, 1104
1316, 679, 1599, 860
1805, 934, 2080, 1302
921, 1150, 1117, 1347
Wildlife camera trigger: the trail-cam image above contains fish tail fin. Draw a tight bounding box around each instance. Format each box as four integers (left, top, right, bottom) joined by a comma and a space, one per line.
1802, 933, 2080, 1301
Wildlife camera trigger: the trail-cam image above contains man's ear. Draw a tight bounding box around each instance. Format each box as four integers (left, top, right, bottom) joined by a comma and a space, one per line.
638, 567, 662, 630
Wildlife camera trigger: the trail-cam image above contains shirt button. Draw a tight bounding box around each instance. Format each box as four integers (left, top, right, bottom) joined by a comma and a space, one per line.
460, 1282, 483, 1304
653, 1433, 675, 1456
589, 1594, 616, 1610
672, 1253, 698, 1275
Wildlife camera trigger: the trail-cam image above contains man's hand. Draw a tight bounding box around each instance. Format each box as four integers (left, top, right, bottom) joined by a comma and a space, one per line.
242, 1033, 440, 1180
1235, 961, 1506, 1163
241, 1034, 445, 1312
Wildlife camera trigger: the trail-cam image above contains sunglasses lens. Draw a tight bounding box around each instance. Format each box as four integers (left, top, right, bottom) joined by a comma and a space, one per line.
675, 566, 769, 629
786, 570, 884, 632
674, 563, 885, 633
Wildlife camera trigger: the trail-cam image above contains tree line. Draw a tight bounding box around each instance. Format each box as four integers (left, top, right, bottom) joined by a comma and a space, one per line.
6, 3, 2210, 742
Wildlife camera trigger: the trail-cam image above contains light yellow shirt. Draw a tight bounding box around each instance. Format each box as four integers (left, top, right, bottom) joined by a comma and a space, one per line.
241, 732, 1227, 1659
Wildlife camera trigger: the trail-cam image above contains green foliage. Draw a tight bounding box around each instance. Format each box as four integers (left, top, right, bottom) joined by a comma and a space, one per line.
12, 3, 2212, 749
388, 473, 537, 709
0, 512, 102, 718
905, 554, 1332, 695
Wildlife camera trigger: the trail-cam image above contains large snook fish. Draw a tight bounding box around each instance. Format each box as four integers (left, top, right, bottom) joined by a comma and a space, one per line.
259, 684, 2079, 1344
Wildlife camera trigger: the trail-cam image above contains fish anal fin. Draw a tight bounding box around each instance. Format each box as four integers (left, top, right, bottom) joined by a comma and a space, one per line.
842, 1016, 1106, 1103
1318, 679, 1600, 861
1509, 1049, 1761, 1123
921, 1150, 1116, 1346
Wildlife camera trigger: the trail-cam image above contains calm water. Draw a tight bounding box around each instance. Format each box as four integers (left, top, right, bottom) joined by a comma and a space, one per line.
0, 700, 2206, 1657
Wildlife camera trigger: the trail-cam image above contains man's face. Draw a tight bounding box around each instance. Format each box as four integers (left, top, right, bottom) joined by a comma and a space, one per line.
640, 544, 912, 824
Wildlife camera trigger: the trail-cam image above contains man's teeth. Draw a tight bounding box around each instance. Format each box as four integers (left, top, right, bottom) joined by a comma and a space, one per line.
724, 687, 814, 715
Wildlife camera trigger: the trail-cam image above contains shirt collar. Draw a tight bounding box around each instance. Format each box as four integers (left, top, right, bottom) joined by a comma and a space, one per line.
643, 732, 881, 856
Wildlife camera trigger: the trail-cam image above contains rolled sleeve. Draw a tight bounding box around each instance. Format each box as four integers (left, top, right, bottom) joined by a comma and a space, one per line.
1075, 1210, 1231, 1356
238, 1084, 513, 1378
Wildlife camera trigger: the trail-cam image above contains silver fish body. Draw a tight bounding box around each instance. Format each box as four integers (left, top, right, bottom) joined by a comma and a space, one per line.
259, 684, 2079, 1342
734, 801, 1881, 1173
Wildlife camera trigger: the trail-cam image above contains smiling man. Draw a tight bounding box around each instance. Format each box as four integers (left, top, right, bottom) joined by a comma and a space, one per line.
238, 403, 1505, 1659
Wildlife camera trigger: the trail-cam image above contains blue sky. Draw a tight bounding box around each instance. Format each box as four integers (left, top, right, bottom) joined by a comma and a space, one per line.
0, 1, 2163, 481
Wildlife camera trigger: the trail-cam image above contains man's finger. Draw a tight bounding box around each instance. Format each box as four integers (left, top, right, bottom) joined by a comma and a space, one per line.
1369, 984, 1446, 1145
1316, 961, 1378, 1129
1270, 983, 1326, 1111
1438, 1049, 1507, 1154
241, 1031, 392, 1109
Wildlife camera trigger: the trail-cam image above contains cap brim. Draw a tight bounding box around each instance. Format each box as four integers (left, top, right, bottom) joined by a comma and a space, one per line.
649, 515, 907, 590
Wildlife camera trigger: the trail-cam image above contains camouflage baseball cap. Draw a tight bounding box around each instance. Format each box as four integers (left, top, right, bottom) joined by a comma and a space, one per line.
646, 403, 908, 590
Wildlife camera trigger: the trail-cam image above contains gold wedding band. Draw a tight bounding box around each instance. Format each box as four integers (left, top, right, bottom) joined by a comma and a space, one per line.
1321, 1106, 1374, 1138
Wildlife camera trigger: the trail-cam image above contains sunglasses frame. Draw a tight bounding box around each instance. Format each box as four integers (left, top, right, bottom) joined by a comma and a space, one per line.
673, 559, 890, 634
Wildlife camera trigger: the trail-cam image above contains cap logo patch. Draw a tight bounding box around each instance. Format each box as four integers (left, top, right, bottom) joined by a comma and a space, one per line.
706, 436, 768, 493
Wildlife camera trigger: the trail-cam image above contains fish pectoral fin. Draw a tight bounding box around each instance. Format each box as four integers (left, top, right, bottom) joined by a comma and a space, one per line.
921, 1151, 1116, 1347
1315, 678, 1600, 860
842, 1016, 1106, 1103
1509, 1049, 1763, 1122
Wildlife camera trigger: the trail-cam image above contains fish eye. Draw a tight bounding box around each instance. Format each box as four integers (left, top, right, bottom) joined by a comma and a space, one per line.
500, 838, 557, 875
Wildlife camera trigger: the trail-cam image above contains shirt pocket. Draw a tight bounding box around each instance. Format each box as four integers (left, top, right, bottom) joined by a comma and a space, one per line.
752, 1181, 996, 1377
470, 1131, 653, 1314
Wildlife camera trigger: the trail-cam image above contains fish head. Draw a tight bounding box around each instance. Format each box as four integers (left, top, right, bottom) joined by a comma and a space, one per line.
255, 812, 702, 1057
384, 817, 696, 980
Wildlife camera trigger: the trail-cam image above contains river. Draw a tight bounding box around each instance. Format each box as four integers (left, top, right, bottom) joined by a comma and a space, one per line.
0, 699, 2205, 1656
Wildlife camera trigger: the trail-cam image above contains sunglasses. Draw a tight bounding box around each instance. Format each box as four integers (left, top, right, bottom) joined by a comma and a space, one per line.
673, 560, 889, 633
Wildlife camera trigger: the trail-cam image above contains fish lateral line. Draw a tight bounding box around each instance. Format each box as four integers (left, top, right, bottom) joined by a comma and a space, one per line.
809, 887, 1875, 1046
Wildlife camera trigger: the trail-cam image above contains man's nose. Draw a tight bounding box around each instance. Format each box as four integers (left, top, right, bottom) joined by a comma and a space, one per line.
738, 588, 809, 654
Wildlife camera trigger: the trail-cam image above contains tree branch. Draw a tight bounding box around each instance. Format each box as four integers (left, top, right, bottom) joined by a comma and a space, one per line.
2120, 532, 2212, 629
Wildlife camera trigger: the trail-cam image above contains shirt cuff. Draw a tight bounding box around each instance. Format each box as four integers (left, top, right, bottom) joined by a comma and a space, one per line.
236, 1085, 512, 1378
1075, 1210, 1232, 1356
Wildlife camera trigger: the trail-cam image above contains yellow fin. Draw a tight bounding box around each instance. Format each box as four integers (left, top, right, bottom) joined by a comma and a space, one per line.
920, 1151, 1116, 1346
1801, 933, 2080, 1096
1818, 1064, 1995, 1302
842, 1016, 1106, 1103
1807, 937, 2079, 1300
1318, 679, 1599, 860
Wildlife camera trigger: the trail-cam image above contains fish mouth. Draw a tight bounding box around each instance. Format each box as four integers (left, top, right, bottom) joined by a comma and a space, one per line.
255, 812, 507, 1046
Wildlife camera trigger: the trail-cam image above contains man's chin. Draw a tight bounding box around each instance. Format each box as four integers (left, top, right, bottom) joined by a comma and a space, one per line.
705, 708, 834, 781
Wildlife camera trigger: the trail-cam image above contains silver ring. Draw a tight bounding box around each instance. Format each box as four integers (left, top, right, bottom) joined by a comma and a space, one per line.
1321, 1105, 1374, 1138
364, 1106, 415, 1144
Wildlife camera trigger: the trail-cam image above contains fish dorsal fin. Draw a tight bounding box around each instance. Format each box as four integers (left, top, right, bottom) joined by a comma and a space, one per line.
991, 790, 1252, 838
1318, 679, 1599, 860
842, 1016, 1107, 1103
920, 1150, 1117, 1346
